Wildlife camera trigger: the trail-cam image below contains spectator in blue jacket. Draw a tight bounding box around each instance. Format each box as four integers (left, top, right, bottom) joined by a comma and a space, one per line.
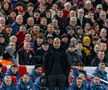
18, 74, 33, 90
70, 73, 90, 89
69, 77, 89, 90
93, 63, 107, 81
11, 15, 23, 35
5, 64, 20, 80
33, 75, 48, 90
0, 76, 19, 90
73, 62, 87, 78
29, 64, 43, 83
90, 76, 107, 90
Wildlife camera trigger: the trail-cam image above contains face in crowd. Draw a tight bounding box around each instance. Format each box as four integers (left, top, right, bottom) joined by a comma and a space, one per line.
53, 38, 61, 49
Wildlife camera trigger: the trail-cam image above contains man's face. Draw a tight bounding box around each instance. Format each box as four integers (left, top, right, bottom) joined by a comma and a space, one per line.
27, 18, 34, 26
40, 18, 47, 25
76, 79, 83, 88
76, 43, 82, 49
47, 38, 53, 45
5, 77, 11, 86
27, 6, 34, 11
42, 44, 49, 51
19, 26, 26, 32
46, 12, 51, 18
24, 42, 30, 50
99, 65, 105, 72
37, 38, 43, 45
35, 67, 43, 74
57, 11, 63, 18
70, 19, 77, 27
33, 25, 40, 33
11, 67, 18, 74
100, 29, 107, 37
85, 2, 92, 10
100, 11, 106, 20
100, 43, 107, 51
67, 29, 74, 36
78, 10, 84, 18
104, 22, 108, 28
61, 37, 68, 43
16, 16, 23, 25
70, 10, 76, 17
10, 37, 17, 43
93, 77, 100, 85
34, 12, 40, 18
94, 45, 100, 53
48, 24, 54, 33
97, 52, 105, 61
88, 12, 94, 19
9, 42, 16, 50
77, 29, 83, 35
53, 39, 61, 49
78, 66, 84, 71
22, 75, 30, 83
78, 74, 85, 80
0, 37, 5, 44
25, 34, 32, 42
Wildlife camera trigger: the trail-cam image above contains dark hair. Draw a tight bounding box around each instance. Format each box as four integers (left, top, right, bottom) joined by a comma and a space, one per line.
34, 64, 42, 69
27, 3, 34, 7
77, 62, 84, 66
77, 77, 83, 81
11, 64, 18, 68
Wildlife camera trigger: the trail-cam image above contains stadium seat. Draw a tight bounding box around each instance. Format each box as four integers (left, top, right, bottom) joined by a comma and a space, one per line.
86, 77, 92, 82
11, 76, 18, 84
18, 65, 27, 77
2, 65, 7, 74
0, 80, 2, 85
69, 77, 74, 85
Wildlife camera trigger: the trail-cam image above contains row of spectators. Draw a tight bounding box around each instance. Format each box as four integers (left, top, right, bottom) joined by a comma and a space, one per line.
0, 63, 108, 90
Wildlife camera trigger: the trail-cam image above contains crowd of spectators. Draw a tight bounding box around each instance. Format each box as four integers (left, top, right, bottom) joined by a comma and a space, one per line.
0, 0, 108, 66
0, 0, 108, 89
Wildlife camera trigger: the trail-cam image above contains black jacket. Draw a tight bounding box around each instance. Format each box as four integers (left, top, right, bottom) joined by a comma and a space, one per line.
31, 47, 47, 65
43, 47, 70, 76
18, 49, 34, 65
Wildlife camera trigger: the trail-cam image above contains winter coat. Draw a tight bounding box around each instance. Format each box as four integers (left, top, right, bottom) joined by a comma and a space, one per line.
18, 79, 33, 90
5, 68, 20, 80
93, 67, 107, 81
0, 82, 19, 90
33, 76, 48, 90
18, 49, 34, 65
69, 79, 89, 90
11, 22, 20, 35
90, 83, 106, 90
66, 49, 82, 66
29, 69, 43, 83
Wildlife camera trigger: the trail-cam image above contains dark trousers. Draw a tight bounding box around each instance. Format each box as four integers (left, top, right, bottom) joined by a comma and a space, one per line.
48, 74, 66, 90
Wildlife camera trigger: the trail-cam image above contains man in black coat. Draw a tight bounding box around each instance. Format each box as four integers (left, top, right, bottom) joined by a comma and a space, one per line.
18, 42, 34, 65
43, 38, 70, 90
